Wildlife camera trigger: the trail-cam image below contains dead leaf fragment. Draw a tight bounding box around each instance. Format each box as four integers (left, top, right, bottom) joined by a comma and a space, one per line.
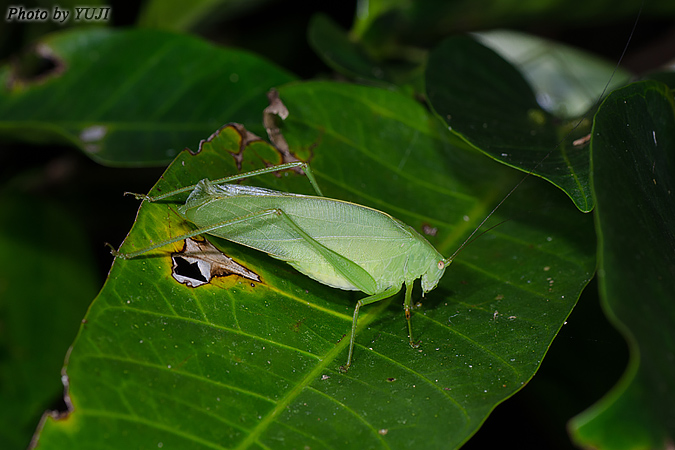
172, 238, 260, 287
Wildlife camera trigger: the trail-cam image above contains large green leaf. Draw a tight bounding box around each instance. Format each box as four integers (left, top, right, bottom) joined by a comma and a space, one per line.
33, 82, 595, 449
569, 81, 675, 449
426, 35, 620, 212
0, 28, 296, 166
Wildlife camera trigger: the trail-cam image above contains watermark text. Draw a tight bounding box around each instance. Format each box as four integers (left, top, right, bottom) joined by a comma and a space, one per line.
6, 5, 111, 24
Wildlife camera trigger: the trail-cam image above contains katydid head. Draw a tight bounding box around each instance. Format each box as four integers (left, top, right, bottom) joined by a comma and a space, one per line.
421, 258, 450, 294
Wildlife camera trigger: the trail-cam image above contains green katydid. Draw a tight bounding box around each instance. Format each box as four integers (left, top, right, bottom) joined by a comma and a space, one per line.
112, 160, 450, 372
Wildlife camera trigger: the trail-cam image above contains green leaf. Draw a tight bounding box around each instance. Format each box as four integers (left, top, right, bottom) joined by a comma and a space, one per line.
33, 82, 595, 449
473, 30, 631, 119
308, 13, 423, 90
426, 35, 615, 212
308, 14, 385, 83
0, 28, 296, 167
569, 81, 675, 449
0, 192, 98, 450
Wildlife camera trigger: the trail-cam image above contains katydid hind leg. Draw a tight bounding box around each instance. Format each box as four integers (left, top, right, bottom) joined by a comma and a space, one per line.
112, 208, 288, 259
207, 161, 324, 197
131, 161, 324, 203
113, 204, 334, 259
340, 285, 402, 373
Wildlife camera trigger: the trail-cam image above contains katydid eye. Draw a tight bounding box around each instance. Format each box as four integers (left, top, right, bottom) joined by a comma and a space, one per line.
437, 260, 445, 270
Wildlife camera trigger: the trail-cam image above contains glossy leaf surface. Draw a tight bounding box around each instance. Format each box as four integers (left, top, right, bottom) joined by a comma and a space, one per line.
0, 28, 295, 167
426, 36, 616, 212
569, 81, 675, 450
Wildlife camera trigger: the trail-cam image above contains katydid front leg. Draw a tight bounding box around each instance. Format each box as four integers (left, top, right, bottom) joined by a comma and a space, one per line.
340, 285, 402, 373
339, 281, 419, 372
403, 281, 420, 349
